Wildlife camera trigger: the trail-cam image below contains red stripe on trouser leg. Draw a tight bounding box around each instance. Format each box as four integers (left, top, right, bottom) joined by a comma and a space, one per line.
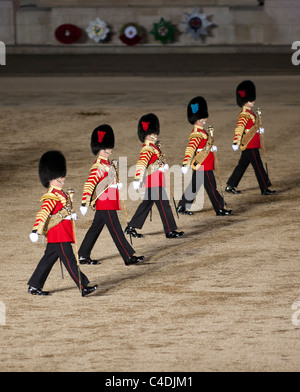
156, 187, 171, 233
107, 211, 130, 259
206, 171, 222, 210
60, 243, 83, 289
251, 149, 267, 189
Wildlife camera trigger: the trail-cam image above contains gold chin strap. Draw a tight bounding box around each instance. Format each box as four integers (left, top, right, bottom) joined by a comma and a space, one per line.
55, 178, 64, 185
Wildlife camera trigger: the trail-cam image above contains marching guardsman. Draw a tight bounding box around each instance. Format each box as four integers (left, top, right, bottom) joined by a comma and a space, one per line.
226, 80, 276, 195
28, 150, 98, 297
177, 97, 232, 216
125, 113, 184, 239
79, 124, 144, 266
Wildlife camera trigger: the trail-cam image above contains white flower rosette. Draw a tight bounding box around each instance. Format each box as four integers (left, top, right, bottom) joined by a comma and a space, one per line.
86, 18, 110, 43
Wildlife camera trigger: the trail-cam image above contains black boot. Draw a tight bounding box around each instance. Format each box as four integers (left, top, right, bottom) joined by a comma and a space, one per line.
216, 209, 233, 216
82, 285, 98, 297
176, 206, 194, 215
79, 256, 100, 265
28, 286, 50, 296
261, 189, 276, 195
166, 231, 185, 239
125, 255, 145, 266
124, 226, 143, 238
225, 185, 241, 194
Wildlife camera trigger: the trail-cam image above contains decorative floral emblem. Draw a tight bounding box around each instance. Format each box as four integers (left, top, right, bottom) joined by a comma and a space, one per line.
182, 8, 213, 41
55, 24, 82, 44
150, 18, 176, 45
86, 18, 110, 43
119, 23, 144, 46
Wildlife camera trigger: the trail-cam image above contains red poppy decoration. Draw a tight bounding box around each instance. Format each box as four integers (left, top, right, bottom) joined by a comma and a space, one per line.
98, 131, 106, 143
238, 90, 246, 98
55, 24, 82, 44
142, 121, 150, 132
119, 23, 144, 46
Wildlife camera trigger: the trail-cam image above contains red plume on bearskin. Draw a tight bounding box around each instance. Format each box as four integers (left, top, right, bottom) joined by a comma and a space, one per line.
236, 80, 256, 107
137, 113, 160, 142
91, 124, 115, 155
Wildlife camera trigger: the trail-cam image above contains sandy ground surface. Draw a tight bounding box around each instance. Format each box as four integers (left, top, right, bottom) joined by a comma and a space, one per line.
0, 74, 300, 372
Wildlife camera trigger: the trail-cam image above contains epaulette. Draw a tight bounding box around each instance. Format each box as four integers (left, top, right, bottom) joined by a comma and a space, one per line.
140, 145, 155, 154
40, 193, 59, 203
90, 162, 108, 172
239, 108, 255, 122
189, 130, 206, 140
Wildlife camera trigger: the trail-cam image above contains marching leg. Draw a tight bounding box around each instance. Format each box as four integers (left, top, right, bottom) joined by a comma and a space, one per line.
226, 151, 250, 194
27, 243, 58, 295
78, 211, 105, 264
105, 210, 145, 266
125, 188, 154, 238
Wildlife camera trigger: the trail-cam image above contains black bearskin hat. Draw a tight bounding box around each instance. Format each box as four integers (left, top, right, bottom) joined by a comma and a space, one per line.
137, 113, 160, 143
39, 150, 67, 188
91, 124, 115, 155
236, 80, 256, 107
187, 96, 209, 125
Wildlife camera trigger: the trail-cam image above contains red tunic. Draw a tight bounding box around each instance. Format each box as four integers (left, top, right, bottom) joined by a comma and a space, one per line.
183, 126, 215, 171
33, 186, 75, 243
233, 106, 261, 150
134, 140, 166, 188
82, 156, 121, 211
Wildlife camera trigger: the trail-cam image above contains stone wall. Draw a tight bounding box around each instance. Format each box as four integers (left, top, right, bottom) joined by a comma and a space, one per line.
0, 1, 16, 45
1, 0, 299, 51
37, 1, 256, 7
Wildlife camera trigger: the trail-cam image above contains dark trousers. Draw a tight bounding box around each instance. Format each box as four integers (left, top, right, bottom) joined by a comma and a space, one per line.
129, 186, 177, 234
79, 210, 134, 263
227, 148, 271, 192
178, 169, 225, 213
28, 242, 89, 290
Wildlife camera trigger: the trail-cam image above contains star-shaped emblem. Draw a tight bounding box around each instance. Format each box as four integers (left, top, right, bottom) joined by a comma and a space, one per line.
182, 8, 213, 41
151, 18, 176, 45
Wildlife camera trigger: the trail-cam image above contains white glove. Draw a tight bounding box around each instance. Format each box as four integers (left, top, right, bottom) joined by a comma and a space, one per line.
159, 163, 169, 172
232, 144, 239, 152
259, 127, 265, 134
211, 145, 218, 152
29, 232, 39, 243
80, 206, 88, 216
181, 166, 188, 175
133, 181, 140, 191
65, 213, 78, 221
117, 182, 123, 190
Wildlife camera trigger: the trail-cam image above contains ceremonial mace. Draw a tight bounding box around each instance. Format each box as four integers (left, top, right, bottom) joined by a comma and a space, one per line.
67, 188, 83, 295
208, 126, 227, 209
111, 160, 133, 245
257, 108, 269, 179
